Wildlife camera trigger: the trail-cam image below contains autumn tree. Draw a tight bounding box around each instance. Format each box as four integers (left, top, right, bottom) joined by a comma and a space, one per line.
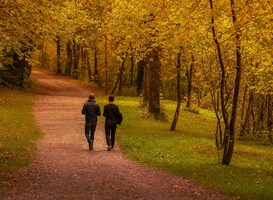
109, 0, 164, 115
0, 0, 47, 87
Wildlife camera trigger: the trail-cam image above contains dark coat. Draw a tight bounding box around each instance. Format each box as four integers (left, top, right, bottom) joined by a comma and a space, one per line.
103, 103, 122, 125
82, 99, 101, 122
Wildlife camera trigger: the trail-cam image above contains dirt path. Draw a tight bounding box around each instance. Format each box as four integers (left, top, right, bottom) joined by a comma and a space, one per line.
1, 69, 232, 200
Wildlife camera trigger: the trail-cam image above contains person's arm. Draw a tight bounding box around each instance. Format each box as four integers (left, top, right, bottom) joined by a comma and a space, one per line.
82, 104, 87, 115
116, 106, 122, 125
97, 105, 101, 116
103, 105, 107, 117
116, 106, 122, 116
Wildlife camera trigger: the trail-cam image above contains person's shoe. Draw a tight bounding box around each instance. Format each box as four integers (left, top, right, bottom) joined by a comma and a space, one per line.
107, 146, 112, 151
89, 140, 93, 150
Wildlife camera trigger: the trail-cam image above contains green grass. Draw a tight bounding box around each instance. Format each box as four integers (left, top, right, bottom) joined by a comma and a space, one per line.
116, 96, 273, 200
0, 87, 42, 184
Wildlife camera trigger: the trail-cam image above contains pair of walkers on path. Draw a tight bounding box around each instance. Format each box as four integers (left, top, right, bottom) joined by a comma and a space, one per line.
81, 94, 122, 151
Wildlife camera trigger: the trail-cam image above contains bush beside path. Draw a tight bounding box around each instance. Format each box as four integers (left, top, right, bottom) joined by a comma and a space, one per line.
0, 69, 232, 200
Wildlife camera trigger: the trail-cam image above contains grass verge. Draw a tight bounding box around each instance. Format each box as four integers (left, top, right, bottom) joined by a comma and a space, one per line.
0, 87, 42, 185
115, 96, 273, 200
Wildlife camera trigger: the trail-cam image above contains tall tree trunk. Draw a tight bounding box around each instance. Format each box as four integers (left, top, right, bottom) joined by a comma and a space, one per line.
209, 0, 229, 147
267, 94, 273, 141
222, 0, 243, 166
111, 76, 119, 95
239, 85, 248, 136
73, 39, 81, 79
186, 54, 194, 108
137, 60, 145, 95
94, 46, 98, 76
111, 58, 125, 95
148, 48, 161, 115
104, 36, 108, 94
40, 44, 45, 68
143, 59, 150, 106
84, 49, 92, 81
56, 36, 61, 74
130, 54, 134, 87
240, 89, 254, 137
170, 47, 182, 131
18, 56, 27, 87
257, 96, 265, 131
212, 90, 223, 149
93, 43, 100, 84
81, 46, 85, 79
118, 57, 125, 93
197, 78, 201, 107
66, 40, 73, 76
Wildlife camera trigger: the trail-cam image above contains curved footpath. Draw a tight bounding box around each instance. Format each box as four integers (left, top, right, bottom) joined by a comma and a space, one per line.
0, 69, 233, 200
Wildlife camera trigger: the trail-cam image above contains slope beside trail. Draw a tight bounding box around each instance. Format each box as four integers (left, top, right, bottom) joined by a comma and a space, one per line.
0, 69, 232, 200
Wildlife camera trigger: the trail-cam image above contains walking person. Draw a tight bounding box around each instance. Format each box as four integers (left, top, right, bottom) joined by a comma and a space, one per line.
82, 94, 101, 150
103, 95, 122, 151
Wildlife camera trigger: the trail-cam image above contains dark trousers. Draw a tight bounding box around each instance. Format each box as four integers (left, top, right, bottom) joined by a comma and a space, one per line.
105, 122, 117, 148
85, 122, 97, 143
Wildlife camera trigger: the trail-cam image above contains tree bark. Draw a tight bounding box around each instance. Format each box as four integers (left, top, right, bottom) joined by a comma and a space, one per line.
239, 85, 248, 136
93, 44, 98, 76
267, 94, 273, 141
210, 0, 243, 165
137, 60, 145, 95
111, 58, 125, 95
92, 42, 101, 85
186, 54, 194, 108
84, 49, 92, 81
240, 89, 254, 137
56, 36, 61, 75
257, 96, 265, 131
66, 40, 73, 76
143, 59, 150, 106
118, 57, 125, 93
105, 36, 108, 94
209, 0, 229, 149
148, 48, 161, 115
170, 47, 182, 131
18, 56, 28, 87
209, 0, 229, 129
222, 0, 243, 166
73, 39, 81, 79
81, 46, 85, 78
130, 50, 134, 87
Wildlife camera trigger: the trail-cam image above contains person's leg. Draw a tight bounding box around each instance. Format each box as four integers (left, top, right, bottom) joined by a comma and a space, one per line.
90, 123, 97, 141
111, 126, 117, 148
89, 123, 97, 150
85, 122, 92, 150
85, 122, 91, 143
105, 124, 112, 150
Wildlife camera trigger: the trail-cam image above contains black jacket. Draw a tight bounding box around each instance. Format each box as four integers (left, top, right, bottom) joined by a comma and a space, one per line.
82, 99, 101, 122
103, 103, 122, 124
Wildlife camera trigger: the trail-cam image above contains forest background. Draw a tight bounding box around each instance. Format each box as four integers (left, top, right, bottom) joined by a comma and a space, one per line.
0, 0, 273, 198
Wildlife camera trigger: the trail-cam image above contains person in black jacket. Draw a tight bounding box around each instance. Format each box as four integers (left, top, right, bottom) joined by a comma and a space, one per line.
82, 94, 101, 150
103, 95, 122, 151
